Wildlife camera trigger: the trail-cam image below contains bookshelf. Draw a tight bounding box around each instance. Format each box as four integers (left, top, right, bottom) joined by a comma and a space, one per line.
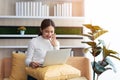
0, 0, 84, 26
0, 0, 84, 18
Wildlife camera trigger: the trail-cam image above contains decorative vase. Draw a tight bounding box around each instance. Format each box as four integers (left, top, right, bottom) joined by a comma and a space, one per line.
20, 30, 25, 35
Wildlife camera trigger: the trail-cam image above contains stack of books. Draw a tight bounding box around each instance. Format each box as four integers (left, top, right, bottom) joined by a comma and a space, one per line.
16, 1, 72, 17
16, 1, 49, 16
54, 2, 72, 16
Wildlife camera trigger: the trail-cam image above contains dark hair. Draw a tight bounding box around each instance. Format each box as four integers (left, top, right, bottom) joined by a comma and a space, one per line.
38, 19, 55, 36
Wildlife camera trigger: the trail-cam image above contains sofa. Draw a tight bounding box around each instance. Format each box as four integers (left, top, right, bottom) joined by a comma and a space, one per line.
0, 56, 92, 80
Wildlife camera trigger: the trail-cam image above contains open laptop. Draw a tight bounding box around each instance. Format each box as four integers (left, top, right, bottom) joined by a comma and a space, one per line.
42, 49, 71, 67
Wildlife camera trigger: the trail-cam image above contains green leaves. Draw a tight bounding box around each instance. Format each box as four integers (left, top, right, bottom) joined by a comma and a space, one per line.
93, 30, 108, 39
92, 61, 110, 75
82, 24, 108, 40
92, 61, 106, 74
83, 24, 103, 33
82, 24, 120, 77
82, 41, 96, 48
92, 47, 102, 57
82, 41, 102, 57
103, 46, 120, 60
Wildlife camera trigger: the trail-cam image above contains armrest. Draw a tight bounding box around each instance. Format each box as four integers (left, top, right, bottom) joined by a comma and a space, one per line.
0, 59, 3, 80
0, 58, 12, 80
66, 57, 92, 80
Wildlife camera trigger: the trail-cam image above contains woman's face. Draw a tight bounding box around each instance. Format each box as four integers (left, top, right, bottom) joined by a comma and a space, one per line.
41, 26, 55, 39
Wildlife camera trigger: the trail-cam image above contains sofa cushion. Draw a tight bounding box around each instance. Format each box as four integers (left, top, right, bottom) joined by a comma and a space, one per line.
26, 64, 81, 80
9, 53, 27, 80
3, 78, 9, 80
3, 77, 87, 80
68, 77, 87, 80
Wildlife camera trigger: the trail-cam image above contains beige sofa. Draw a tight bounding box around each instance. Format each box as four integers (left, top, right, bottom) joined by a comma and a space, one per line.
0, 57, 91, 80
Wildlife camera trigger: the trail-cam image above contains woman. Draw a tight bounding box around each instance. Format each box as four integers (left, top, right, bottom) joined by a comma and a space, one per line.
25, 19, 60, 80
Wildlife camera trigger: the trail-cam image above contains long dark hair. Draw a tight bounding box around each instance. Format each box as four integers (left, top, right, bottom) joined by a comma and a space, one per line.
38, 19, 55, 36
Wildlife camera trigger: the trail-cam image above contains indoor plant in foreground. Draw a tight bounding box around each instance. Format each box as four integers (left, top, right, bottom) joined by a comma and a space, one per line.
82, 24, 120, 80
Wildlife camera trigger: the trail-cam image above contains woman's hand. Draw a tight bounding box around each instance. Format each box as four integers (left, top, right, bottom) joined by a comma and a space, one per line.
29, 62, 40, 68
49, 34, 58, 47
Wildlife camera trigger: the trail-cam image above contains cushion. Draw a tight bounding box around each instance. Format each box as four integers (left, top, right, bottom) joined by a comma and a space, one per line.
26, 64, 81, 80
68, 77, 87, 80
9, 53, 27, 80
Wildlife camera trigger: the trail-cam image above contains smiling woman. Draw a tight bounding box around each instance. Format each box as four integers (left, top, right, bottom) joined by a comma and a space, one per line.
25, 19, 60, 80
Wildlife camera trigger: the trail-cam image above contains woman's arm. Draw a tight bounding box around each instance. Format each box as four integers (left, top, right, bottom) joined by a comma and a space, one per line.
25, 40, 35, 66
26, 39, 41, 68
53, 40, 60, 50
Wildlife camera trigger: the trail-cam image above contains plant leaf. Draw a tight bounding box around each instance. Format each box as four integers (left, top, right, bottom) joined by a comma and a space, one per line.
92, 47, 102, 57
109, 54, 120, 60
92, 25, 103, 30
98, 39, 105, 46
92, 62, 106, 74
82, 41, 96, 48
83, 48, 89, 53
82, 34, 93, 40
83, 24, 103, 33
93, 30, 108, 39
103, 46, 118, 58
83, 24, 92, 29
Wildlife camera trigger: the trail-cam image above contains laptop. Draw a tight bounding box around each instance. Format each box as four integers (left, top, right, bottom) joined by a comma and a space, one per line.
42, 49, 71, 67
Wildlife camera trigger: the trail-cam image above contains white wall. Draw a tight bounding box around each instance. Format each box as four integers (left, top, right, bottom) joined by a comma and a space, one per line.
84, 0, 120, 80
85, 0, 120, 53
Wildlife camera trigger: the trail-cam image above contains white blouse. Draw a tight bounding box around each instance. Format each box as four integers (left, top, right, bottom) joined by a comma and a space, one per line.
25, 36, 60, 66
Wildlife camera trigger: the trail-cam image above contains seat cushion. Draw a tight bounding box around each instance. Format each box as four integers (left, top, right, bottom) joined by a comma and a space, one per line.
3, 78, 9, 80
26, 64, 81, 80
9, 53, 27, 80
3, 77, 87, 80
68, 77, 87, 80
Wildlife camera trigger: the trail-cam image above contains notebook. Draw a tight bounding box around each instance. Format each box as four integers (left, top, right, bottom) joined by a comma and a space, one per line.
42, 49, 71, 67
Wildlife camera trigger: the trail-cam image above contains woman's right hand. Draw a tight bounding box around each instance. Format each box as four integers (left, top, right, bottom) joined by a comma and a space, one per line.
49, 34, 57, 47
29, 62, 40, 68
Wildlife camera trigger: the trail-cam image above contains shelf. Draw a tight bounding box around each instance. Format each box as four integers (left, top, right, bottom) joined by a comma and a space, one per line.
33, 0, 81, 2
0, 35, 37, 38
17, 0, 81, 2
0, 34, 83, 39
0, 16, 84, 20
0, 0, 84, 26
0, 46, 27, 49
0, 45, 85, 49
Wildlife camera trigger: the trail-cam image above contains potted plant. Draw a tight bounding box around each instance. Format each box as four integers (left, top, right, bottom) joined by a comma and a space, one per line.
18, 26, 26, 35
82, 24, 120, 80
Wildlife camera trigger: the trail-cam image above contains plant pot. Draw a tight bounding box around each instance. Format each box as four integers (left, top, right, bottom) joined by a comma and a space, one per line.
20, 30, 25, 35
